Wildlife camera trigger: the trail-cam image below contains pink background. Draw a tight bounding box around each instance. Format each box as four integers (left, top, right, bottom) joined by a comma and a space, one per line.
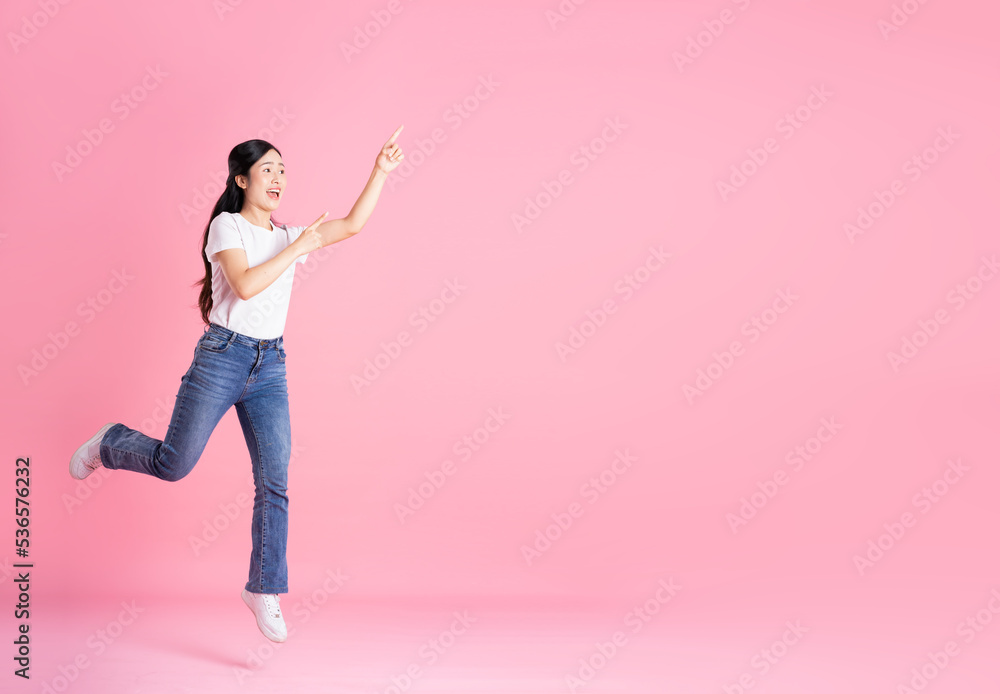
2, 0, 998, 691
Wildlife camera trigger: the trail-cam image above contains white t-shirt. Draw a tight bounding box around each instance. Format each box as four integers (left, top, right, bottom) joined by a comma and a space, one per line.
204, 211, 310, 339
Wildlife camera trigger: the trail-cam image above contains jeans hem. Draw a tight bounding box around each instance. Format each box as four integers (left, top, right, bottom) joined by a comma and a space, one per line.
245, 583, 288, 595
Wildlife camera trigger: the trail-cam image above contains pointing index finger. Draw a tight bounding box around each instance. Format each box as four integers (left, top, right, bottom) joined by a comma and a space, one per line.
384, 124, 404, 146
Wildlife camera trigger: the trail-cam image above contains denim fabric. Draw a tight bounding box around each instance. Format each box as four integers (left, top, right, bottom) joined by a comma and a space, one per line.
99, 322, 292, 594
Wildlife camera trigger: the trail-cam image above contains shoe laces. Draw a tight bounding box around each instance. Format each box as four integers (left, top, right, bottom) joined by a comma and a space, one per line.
262, 593, 281, 618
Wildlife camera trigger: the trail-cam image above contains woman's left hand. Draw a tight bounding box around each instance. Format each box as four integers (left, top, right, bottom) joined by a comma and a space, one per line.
375, 124, 405, 174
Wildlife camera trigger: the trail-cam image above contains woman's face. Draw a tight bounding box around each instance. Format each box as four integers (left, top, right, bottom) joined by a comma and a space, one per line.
237, 149, 285, 211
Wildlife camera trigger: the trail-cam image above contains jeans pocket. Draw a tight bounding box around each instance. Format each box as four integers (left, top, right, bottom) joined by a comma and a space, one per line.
199, 332, 233, 353
276, 341, 286, 362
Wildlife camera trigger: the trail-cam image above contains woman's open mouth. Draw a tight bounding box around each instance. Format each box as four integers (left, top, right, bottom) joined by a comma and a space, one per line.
267, 188, 280, 200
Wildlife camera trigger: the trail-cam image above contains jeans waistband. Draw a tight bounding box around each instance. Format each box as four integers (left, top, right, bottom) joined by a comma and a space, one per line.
206, 322, 282, 346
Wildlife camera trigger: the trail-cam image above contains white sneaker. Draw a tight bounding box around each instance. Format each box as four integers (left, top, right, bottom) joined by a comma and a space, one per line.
69, 423, 116, 480
242, 589, 287, 642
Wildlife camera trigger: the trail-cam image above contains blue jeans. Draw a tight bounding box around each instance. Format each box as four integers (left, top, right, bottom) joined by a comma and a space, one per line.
99, 323, 292, 594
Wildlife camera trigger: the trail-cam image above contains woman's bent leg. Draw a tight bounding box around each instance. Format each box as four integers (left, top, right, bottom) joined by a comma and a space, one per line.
99, 340, 243, 481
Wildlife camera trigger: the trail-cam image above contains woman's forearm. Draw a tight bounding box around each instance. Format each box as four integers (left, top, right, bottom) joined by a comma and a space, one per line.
344, 165, 388, 232
236, 244, 300, 300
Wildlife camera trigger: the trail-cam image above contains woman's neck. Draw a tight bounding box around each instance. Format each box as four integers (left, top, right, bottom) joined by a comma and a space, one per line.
238, 210, 273, 231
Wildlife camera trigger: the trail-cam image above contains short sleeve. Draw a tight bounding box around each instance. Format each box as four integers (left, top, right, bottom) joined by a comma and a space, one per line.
284, 224, 310, 264
205, 213, 245, 262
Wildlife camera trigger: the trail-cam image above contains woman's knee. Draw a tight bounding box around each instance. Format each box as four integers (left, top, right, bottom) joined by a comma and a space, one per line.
161, 465, 194, 483
155, 449, 200, 482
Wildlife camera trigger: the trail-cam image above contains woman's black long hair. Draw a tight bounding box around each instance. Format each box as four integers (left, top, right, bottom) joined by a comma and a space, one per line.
194, 139, 284, 325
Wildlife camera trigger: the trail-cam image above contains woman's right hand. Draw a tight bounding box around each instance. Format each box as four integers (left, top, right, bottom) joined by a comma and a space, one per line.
293, 212, 329, 257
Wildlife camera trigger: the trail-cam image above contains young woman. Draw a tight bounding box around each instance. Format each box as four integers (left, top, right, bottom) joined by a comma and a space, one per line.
69, 126, 405, 643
